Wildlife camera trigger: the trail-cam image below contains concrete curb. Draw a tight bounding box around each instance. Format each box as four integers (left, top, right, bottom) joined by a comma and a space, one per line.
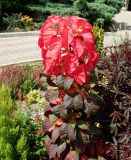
0, 31, 39, 38
0, 59, 42, 67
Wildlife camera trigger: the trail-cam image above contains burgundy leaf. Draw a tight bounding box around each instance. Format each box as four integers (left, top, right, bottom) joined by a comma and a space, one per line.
68, 125, 76, 142
73, 94, 83, 110
64, 77, 74, 90
76, 129, 84, 149
52, 127, 60, 143
60, 107, 68, 119
42, 118, 52, 132
51, 104, 62, 116
47, 144, 57, 159
60, 123, 68, 139
56, 75, 65, 88
81, 131, 90, 144
45, 135, 57, 159
64, 94, 74, 109
84, 99, 91, 116
57, 142, 67, 157
110, 111, 122, 122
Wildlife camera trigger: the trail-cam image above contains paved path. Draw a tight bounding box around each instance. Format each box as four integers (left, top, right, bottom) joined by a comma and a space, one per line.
0, 9, 131, 67
0, 35, 42, 66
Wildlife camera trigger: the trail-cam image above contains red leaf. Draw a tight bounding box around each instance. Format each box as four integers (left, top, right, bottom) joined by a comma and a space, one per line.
72, 65, 87, 85
43, 36, 62, 75
65, 152, 75, 160
55, 118, 64, 126
51, 98, 63, 105
48, 124, 56, 132
71, 37, 85, 58
80, 155, 88, 160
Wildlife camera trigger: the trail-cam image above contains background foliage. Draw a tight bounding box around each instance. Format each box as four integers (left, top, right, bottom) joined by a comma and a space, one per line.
0, 0, 124, 31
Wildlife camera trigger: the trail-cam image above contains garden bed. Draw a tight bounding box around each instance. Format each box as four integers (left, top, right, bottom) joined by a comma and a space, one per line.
0, 32, 130, 160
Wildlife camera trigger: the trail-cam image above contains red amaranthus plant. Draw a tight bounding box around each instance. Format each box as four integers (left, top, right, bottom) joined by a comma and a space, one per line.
38, 16, 103, 160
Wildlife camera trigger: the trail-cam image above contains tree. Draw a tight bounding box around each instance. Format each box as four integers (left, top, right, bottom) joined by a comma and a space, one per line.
75, 0, 125, 25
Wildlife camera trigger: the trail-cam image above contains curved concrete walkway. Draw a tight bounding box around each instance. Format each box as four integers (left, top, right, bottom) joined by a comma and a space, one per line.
0, 9, 131, 67
0, 34, 42, 66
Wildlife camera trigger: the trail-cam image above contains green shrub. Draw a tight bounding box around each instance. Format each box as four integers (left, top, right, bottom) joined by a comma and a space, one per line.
75, 0, 119, 25
27, 113, 48, 160
27, 89, 45, 105
93, 23, 104, 53
27, 3, 77, 22
3, 13, 41, 32
105, 0, 125, 12
0, 84, 29, 160
3, 13, 23, 32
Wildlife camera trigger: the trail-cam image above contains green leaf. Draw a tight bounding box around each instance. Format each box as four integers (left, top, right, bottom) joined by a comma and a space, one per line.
49, 114, 58, 123
77, 120, 89, 130
68, 123, 76, 129
73, 94, 83, 110
70, 150, 79, 160
64, 77, 74, 90
64, 94, 73, 109
57, 142, 67, 157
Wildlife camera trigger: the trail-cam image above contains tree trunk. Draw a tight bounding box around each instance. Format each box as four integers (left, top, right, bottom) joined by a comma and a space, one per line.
126, 0, 131, 10
128, 0, 131, 10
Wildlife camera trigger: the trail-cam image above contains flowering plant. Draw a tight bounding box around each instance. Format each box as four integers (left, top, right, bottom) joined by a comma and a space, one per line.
38, 16, 103, 160
38, 16, 98, 85
21, 15, 33, 24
